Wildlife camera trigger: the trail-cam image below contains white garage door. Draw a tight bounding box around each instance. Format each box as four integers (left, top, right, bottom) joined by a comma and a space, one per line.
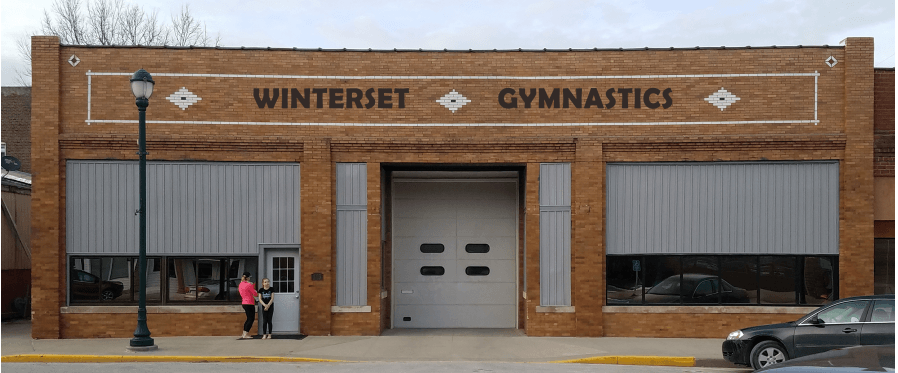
392, 172, 517, 328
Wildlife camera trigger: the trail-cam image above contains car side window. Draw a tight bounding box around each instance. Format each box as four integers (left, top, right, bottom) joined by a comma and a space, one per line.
869, 300, 894, 323
694, 279, 717, 297
815, 301, 869, 324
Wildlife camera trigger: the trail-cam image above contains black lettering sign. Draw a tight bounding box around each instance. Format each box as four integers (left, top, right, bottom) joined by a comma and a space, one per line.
499, 88, 517, 108
253, 88, 279, 108
496, 87, 674, 111
539, 88, 559, 108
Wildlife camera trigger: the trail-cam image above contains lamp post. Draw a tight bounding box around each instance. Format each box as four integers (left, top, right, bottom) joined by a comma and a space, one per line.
129, 69, 156, 349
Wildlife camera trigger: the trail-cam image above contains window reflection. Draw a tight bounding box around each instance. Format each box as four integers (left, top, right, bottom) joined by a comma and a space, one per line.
722, 256, 758, 304
168, 257, 257, 302
644, 256, 681, 304
759, 256, 796, 304
802, 256, 835, 305
70, 256, 161, 304
606, 256, 643, 305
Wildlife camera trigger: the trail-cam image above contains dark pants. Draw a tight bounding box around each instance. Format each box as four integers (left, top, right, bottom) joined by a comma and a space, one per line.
261, 305, 274, 334
242, 304, 255, 332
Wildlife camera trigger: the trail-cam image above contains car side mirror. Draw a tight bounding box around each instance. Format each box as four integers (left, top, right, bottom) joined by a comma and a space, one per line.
809, 316, 825, 325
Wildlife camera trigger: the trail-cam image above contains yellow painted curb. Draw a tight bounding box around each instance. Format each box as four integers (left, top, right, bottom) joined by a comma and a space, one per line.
550, 355, 695, 367
1, 354, 345, 363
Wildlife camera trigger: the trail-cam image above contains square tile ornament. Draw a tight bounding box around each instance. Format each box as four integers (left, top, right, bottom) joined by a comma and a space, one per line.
437, 90, 471, 113
704, 88, 740, 111
166, 87, 202, 110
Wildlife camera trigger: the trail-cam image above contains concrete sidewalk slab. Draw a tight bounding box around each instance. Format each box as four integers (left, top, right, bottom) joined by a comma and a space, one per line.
1, 319, 730, 367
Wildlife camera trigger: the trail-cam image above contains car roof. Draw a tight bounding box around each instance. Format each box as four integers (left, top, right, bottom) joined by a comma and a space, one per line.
836, 294, 894, 301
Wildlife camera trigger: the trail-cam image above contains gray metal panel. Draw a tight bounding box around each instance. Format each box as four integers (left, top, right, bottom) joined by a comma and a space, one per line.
66, 161, 300, 255
336, 163, 367, 306
539, 210, 572, 306
606, 162, 839, 255
539, 163, 572, 306
539, 163, 571, 207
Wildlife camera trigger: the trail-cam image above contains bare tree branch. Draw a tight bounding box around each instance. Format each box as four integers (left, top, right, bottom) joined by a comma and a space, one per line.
18, 0, 221, 86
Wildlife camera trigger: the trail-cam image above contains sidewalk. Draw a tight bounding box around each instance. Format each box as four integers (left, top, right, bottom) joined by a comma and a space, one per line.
1, 319, 732, 367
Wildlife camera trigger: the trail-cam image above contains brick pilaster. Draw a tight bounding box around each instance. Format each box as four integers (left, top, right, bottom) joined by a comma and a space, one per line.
840, 37, 875, 297
301, 139, 333, 335
30, 36, 62, 339
572, 138, 604, 336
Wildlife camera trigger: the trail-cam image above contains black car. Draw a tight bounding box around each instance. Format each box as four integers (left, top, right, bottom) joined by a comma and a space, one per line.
755, 345, 894, 372
70, 269, 125, 301
722, 294, 895, 370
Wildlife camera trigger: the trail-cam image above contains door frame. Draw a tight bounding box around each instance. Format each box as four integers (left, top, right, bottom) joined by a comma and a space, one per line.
260, 244, 301, 334
390, 171, 520, 329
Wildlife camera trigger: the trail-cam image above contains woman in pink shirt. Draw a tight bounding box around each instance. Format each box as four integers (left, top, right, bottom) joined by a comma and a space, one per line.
238, 271, 259, 339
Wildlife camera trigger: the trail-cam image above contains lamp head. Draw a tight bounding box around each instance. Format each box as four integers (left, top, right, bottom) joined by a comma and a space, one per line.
130, 69, 155, 99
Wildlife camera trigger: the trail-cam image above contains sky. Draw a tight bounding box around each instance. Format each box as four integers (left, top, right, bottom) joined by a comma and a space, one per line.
0, 0, 895, 86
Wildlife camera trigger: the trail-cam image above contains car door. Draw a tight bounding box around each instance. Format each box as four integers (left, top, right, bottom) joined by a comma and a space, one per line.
860, 299, 895, 346
793, 300, 869, 357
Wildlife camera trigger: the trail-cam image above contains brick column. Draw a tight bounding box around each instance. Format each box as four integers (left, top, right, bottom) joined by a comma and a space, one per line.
840, 37, 875, 296
301, 139, 333, 335
365, 162, 382, 333
572, 139, 603, 336
523, 162, 540, 334
30, 36, 61, 339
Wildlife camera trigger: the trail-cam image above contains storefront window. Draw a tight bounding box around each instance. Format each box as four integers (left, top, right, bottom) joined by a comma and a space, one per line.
70, 256, 162, 304
606, 255, 836, 306
643, 256, 682, 304
801, 256, 836, 305
760, 256, 797, 304
167, 257, 257, 302
606, 256, 643, 305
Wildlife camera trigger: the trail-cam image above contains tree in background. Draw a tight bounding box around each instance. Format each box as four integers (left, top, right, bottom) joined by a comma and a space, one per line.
15, 0, 221, 85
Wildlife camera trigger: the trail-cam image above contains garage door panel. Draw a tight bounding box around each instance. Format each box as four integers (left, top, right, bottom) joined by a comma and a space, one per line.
393, 198, 457, 218
455, 259, 516, 282
394, 259, 458, 283
393, 237, 456, 259
393, 217, 457, 237
394, 282, 516, 305
394, 305, 517, 328
457, 198, 517, 218
455, 182, 517, 200
457, 218, 516, 237
394, 182, 462, 199
456, 238, 516, 260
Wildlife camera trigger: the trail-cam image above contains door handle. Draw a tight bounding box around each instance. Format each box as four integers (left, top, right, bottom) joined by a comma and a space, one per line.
295, 291, 299, 299
842, 328, 858, 333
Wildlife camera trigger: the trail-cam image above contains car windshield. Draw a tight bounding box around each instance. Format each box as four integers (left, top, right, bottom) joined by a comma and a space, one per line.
647, 276, 680, 295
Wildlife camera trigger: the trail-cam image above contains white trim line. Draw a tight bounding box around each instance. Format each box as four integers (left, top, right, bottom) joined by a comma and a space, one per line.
84, 120, 820, 126
86, 72, 820, 79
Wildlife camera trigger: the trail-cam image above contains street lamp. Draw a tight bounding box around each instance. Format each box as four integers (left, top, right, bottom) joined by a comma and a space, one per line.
129, 69, 157, 350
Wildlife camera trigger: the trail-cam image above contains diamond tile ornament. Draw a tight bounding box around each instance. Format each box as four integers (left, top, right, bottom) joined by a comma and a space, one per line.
436, 90, 471, 113
68, 55, 80, 67
166, 87, 202, 110
704, 88, 740, 111
825, 56, 838, 67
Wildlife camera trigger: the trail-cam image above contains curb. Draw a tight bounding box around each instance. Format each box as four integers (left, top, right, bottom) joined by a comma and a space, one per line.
549, 356, 695, 367
1, 354, 345, 363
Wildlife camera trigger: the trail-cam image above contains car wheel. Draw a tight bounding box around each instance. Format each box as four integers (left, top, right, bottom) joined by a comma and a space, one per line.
750, 340, 788, 370
100, 289, 115, 301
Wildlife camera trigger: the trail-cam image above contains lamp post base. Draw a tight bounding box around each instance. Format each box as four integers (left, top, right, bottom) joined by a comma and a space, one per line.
126, 343, 158, 352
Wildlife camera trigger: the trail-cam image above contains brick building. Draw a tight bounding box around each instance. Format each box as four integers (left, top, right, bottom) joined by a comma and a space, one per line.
29, 35, 892, 339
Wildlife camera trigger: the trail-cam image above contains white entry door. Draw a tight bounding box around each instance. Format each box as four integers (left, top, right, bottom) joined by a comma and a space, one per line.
264, 247, 300, 333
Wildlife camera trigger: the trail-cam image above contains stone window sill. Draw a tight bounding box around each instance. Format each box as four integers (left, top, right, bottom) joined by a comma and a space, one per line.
61, 305, 244, 314
331, 306, 371, 313
536, 306, 575, 313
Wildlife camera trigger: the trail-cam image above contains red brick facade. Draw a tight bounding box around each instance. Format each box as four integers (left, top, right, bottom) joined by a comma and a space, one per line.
31, 36, 878, 339
1, 87, 32, 173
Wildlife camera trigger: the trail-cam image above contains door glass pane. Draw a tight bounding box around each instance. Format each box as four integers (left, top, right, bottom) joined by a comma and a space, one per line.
272, 256, 295, 293
816, 301, 868, 324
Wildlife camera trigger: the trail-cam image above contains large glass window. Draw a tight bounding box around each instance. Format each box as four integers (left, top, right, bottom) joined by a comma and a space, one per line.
168, 257, 258, 302
68, 255, 257, 305
606, 255, 837, 306
70, 256, 161, 304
